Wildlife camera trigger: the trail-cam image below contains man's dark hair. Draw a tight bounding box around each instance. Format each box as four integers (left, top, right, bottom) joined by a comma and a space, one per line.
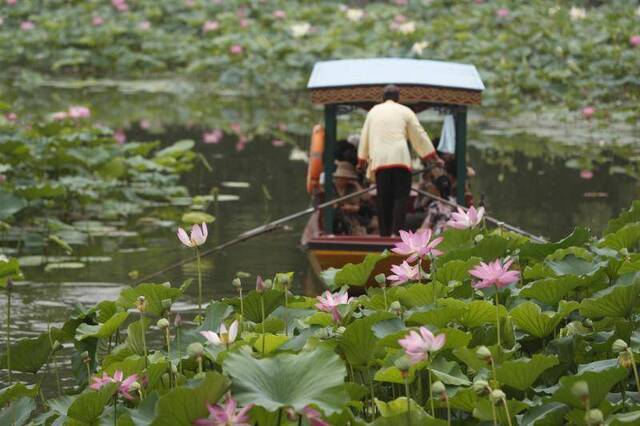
383, 84, 400, 102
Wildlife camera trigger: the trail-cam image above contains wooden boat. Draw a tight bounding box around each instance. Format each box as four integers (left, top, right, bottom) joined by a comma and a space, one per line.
300, 58, 485, 284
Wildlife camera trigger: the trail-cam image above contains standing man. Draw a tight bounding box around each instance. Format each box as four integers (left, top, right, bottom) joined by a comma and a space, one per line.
357, 84, 443, 236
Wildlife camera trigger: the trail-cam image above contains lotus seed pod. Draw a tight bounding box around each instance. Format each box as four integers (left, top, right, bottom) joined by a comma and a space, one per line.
130, 381, 141, 391
472, 379, 489, 395
232, 277, 242, 289
374, 273, 386, 286
431, 380, 446, 395
264, 279, 273, 290
619, 351, 634, 369
474, 234, 484, 243
161, 298, 172, 310
136, 296, 146, 312
585, 409, 603, 425
489, 389, 505, 404
187, 342, 204, 357
161, 282, 171, 288
475, 345, 492, 361
280, 275, 291, 286
394, 356, 411, 372
612, 339, 628, 353
389, 301, 402, 315
157, 318, 170, 329
571, 381, 589, 401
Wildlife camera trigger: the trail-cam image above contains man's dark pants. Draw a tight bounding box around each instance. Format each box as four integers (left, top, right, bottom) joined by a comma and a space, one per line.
375, 167, 411, 237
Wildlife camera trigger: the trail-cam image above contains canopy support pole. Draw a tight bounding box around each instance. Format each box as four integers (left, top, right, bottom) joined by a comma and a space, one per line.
323, 104, 337, 234
454, 108, 468, 205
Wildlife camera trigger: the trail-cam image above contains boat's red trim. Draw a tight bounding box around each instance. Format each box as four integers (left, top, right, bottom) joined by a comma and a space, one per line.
306, 235, 400, 252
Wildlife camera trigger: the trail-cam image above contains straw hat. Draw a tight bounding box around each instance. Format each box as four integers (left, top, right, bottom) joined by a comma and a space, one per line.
333, 161, 359, 180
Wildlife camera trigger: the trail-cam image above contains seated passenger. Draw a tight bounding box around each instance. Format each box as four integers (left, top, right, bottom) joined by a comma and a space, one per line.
418, 167, 454, 234
332, 161, 377, 235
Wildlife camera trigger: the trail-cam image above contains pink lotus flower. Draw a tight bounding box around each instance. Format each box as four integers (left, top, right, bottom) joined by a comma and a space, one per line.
399, 326, 446, 364
447, 206, 485, 229
194, 396, 253, 426
20, 21, 34, 31
469, 258, 520, 290
255, 275, 267, 293
138, 21, 151, 31
68, 106, 91, 119
301, 407, 330, 426
177, 223, 208, 247
235, 140, 247, 152
387, 261, 420, 286
315, 290, 352, 322
229, 122, 242, 134
112, 0, 128, 12
394, 0, 408, 5
139, 119, 151, 130
114, 128, 127, 144
273, 10, 286, 19
184, 0, 194, 7
496, 8, 509, 18
92, 15, 104, 26
271, 139, 285, 147
203, 129, 223, 144
90, 370, 139, 400
391, 229, 443, 262
580, 169, 594, 180
239, 18, 250, 28
0, 175, 6, 184
202, 20, 219, 33
277, 122, 287, 131
630, 35, 640, 47
6, 0, 16, 5
5, 112, 17, 122
51, 111, 69, 121
200, 320, 238, 347
582, 106, 595, 119
229, 44, 243, 55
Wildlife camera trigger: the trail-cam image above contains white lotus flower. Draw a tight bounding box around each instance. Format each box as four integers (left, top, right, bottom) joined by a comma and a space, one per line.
411, 41, 429, 55
397, 21, 416, 35
569, 7, 586, 21
200, 320, 239, 346
346, 8, 364, 22
0, 255, 8, 263
290, 22, 311, 38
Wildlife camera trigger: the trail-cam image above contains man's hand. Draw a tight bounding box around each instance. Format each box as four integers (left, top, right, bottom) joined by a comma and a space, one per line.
435, 156, 445, 167
357, 158, 368, 173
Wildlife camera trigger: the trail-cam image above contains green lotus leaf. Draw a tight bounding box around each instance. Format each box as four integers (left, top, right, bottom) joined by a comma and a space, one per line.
66, 382, 118, 424
519, 402, 570, 426
117, 282, 183, 317
519, 228, 591, 261
0, 397, 36, 426
439, 235, 510, 263
154, 139, 195, 158
223, 346, 348, 415
15, 183, 65, 200
321, 251, 389, 289
473, 398, 529, 424
338, 313, 393, 367
407, 298, 468, 327
181, 211, 215, 224
0, 329, 63, 373
431, 257, 480, 285
457, 300, 508, 328
0, 383, 39, 407
374, 366, 411, 385
119, 392, 159, 426
398, 282, 447, 307
440, 327, 472, 350
495, 354, 559, 391
446, 388, 477, 412
0, 189, 27, 220
429, 357, 471, 386
551, 359, 627, 409
605, 200, 640, 235
76, 311, 129, 341
151, 372, 230, 426
374, 397, 445, 425
435, 227, 479, 253
224, 289, 284, 323
0, 257, 22, 287
126, 318, 151, 356
252, 333, 289, 355
599, 223, 640, 251
510, 301, 579, 338
519, 275, 584, 306
44, 261, 85, 271
546, 255, 604, 276
606, 410, 640, 426
580, 275, 640, 319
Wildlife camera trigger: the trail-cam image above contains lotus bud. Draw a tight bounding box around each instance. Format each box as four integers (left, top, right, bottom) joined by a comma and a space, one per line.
585, 408, 603, 425
171, 363, 178, 374
187, 342, 204, 357
264, 279, 273, 290
472, 379, 489, 395
375, 273, 386, 287
489, 389, 505, 404
136, 296, 146, 313
256, 275, 266, 293
130, 381, 141, 391
161, 282, 171, 288
431, 380, 446, 396
157, 318, 170, 330
174, 313, 183, 327
232, 277, 242, 289
161, 298, 172, 310
612, 339, 628, 353
389, 301, 402, 316
618, 351, 634, 369
236, 271, 250, 279
6, 277, 13, 291
475, 345, 492, 362
474, 234, 484, 243
571, 381, 589, 402
394, 356, 411, 373
280, 275, 291, 288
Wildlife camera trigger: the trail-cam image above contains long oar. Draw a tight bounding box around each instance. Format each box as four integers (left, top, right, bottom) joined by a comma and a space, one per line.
410, 186, 547, 243
134, 184, 378, 284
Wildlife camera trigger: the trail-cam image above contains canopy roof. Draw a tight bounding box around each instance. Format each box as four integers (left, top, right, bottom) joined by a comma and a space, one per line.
308, 58, 484, 107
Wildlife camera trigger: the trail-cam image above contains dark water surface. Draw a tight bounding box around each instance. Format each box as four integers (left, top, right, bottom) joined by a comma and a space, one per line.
1, 92, 639, 392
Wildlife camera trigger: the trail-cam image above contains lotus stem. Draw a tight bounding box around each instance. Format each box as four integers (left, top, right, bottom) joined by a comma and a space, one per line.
195, 246, 203, 319
382, 286, 388, 311
5, 284, 11, 384
431, 256, 437, 308
284, 288, 288, 337
405, 378, 411, 425
164, 328, 174, 387
140, 315, 148, 369
628, 348, 640, 392
417, 261, 422, 285
428, 369, 435, 416
113, 394, 117, 426
176, 324, 182, 374
197, 355, 203, 375
443, 391, 451, 426
494, 287, 501, 347
260, 293, 266, 356
501, 396, 513, 426
491, 400, 497, 426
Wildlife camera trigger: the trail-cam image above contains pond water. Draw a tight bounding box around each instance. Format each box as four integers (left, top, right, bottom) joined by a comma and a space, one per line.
2, 90, 639, 392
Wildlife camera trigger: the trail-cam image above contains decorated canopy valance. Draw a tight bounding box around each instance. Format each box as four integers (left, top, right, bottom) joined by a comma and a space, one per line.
307, 58, 484, 107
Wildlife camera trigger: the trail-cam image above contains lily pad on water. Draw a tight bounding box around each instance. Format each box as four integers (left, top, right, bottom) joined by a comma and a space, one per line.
44, 262, 86, 272
181, 211, 215, 224
0, 189, 27, 220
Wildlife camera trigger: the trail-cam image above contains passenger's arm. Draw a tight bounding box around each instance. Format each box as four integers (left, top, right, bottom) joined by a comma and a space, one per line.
407, 110, 439, 163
